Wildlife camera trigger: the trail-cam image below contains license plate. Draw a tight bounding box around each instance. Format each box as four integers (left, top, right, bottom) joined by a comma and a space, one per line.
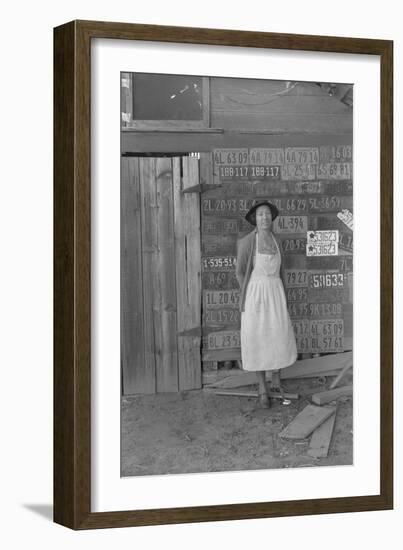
320, 145, 352, 162
202, 198, 238, 213
285, 269, 308, 287
218, 165, 249, 180
248, 165, 281, 179
286, 288, 308, 302
285, 147, 319, 164
288, 303, 309, 318
308, 302, 343, 319
202, 271, 239, 290
204, 309, 240, 326
310, 336, 344, 352
317, 162, 352, 179
274, 215, 308, 233
308, 196, 352, 212
292, 319, 310, 336
214, 148, 249, 165
310, 319, 344, 337
295, 336, 311, 352
202, 256, 237, 271
281, 164, 316, 180
339, 232, 353, 252
202, 219, 240, 234
309, 272, 345, 289
337, 209, 354, 230
203, 290, 240, 308
207, 330, 240, 349
271, 198, 307, 213
306, 242, 338, 256
307, 230, 339, 243
281, 238, 307, 253
250, 148, 285, 165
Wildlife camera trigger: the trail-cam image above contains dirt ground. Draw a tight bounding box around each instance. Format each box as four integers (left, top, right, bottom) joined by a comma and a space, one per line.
121, 372, 353, 477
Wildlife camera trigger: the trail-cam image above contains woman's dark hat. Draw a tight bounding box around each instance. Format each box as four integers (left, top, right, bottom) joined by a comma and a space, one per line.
245, 200, 279, 226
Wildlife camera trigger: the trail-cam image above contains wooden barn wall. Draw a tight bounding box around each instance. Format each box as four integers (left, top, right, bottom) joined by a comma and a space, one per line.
209, 78, 352, 133
121, 75, 353, 384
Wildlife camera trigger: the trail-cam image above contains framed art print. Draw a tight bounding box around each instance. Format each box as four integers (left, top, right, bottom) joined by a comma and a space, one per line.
54, 20, 393, 529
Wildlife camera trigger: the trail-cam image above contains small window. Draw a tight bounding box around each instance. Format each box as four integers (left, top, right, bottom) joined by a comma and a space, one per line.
121, 72, 210, 130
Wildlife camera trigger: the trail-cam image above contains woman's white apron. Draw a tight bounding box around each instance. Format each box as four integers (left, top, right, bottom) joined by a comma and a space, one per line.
240, 232, 297, 371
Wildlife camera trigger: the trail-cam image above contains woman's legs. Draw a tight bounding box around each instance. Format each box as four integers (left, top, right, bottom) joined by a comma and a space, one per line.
271, 369, 281, 389
256, 371, 267, 394
256, 371, 271, 408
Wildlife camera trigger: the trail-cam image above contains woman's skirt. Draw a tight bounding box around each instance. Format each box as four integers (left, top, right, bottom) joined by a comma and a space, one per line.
240, 275, 297, 371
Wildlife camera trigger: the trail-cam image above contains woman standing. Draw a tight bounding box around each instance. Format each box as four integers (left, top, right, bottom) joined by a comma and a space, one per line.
236, 200, 297, 408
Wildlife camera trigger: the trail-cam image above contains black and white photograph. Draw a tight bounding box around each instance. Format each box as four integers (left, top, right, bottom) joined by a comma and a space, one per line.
120, 72, 354, 477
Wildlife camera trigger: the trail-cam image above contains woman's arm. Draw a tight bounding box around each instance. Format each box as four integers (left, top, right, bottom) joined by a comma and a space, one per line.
235, 237, 247, 289
275, 235, 287, 289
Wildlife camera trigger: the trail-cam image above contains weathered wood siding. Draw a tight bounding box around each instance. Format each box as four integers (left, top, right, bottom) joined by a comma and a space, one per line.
121, 157, 202, 395
210, 79, 352, 133
173, 158, 202, 390
121, 158, 149, 393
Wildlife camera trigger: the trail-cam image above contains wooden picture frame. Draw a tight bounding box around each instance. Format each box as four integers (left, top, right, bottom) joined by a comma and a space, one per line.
54, 20, 393, 529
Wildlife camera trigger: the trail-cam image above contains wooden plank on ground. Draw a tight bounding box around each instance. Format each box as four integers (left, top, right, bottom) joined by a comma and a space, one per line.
204, 368, 342, 389
279, 404, 335, 439
281, 351, 352, 379
329, 363, 353, 389
155, 158, 179, 392
121, 158, 148, 394
286, 369, 341, 380
173, 157, 202, 390
311, 385, 353, 405
206, 389, 299, 400
206, 371, 258, 388
307, 411, 337, 458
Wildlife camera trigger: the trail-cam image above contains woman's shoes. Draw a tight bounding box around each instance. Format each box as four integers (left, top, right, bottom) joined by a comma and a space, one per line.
258, 393, 271, 409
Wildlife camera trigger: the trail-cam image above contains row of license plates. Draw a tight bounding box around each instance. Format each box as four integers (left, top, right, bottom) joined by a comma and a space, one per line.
214, 146, 352, 166
206, 322, 344, 351
204, 303, 345, 325
216, 162, 351, 181
202, 196, 352, 214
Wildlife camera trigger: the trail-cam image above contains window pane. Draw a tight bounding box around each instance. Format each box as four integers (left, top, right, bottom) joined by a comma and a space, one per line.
133, 74, 203, 121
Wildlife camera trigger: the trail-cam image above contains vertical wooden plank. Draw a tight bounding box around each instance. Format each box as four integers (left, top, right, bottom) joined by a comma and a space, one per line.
138, 158, 157, 393
155, 158, 179, 392
199, 152, 214, 187
173, 157, 202, 390
121, 158, 148, 394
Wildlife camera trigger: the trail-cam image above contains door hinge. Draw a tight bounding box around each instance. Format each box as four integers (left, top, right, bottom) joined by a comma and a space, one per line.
182, 181, 222, 194
177, 326, 202, 337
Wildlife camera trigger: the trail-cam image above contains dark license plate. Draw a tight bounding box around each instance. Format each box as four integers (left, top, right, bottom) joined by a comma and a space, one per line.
204, 308, 240, 326
203, 290, 240, 308
286, 288, 308, 302
202, 271, 239, 290
207, 330, 241, 349
281, 238, 307, 254
310, 336, 344, 352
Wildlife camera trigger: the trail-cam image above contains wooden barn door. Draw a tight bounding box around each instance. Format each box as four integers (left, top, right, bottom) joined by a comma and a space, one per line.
121, 156, 202, 395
